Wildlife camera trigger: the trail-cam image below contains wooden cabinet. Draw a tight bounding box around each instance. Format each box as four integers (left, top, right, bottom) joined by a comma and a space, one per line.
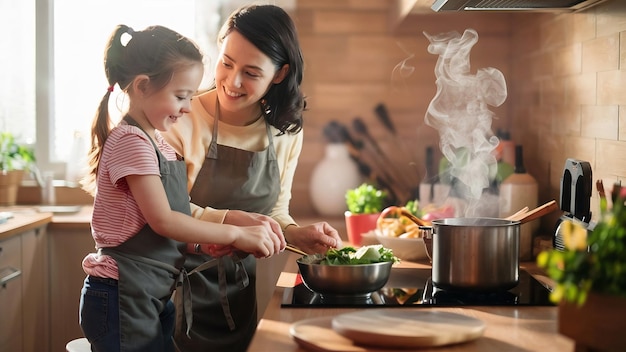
22, 226, 49, 352
48, 219, 94, 352
0, 235, 23, 351
0, 224, 49, 352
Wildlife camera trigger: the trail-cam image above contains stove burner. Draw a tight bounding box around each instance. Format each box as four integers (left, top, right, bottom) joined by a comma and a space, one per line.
281, 269, 553, 308
428, 280, 520, 305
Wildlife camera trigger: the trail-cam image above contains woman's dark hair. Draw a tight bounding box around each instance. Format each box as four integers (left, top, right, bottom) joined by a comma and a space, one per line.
218, 4, 305, 135
82, 24, 203, 195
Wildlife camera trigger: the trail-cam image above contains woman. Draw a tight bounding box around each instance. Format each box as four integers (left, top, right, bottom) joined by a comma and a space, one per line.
163, 4, 342, 352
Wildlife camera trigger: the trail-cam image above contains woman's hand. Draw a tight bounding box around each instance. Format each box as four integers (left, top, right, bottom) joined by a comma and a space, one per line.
285, 222, 343, 254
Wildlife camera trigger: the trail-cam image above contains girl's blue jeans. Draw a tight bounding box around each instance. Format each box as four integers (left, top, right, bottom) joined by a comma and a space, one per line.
79, 275, 175, 352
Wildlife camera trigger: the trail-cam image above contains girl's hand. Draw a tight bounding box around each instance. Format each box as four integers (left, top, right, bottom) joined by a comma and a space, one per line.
202, 244, 235, 257
231, 224, 285, 258
224, 210, 286, 255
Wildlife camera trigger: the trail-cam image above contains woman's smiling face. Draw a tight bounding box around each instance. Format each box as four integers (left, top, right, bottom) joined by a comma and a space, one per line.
214, 30, 282, 119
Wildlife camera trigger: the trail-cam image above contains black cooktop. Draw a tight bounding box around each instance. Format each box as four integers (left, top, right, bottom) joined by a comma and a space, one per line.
281, 269, 554, 308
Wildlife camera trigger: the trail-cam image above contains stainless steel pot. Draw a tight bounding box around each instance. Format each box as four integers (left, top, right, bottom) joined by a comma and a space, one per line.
426, 218, 520, 291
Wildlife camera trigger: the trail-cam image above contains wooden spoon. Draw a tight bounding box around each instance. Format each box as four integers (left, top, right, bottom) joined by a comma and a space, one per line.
509, 200, 559, 224
504, 206, 529, 221
285, 244, 308, 256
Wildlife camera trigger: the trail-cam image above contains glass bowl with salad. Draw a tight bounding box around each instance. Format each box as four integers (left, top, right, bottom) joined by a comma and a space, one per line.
296, 245, 398, 297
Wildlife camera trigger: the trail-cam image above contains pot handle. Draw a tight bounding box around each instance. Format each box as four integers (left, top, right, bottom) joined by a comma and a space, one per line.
420, 226, 433, 263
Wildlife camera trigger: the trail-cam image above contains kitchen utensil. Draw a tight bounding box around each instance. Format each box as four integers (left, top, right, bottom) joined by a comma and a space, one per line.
419, 146, 450, 206
559, 158, 593, 222
332, 309, 485, 348
378, 205, 429, 227
290, 316, 388, 352
554, 159, 595, 250
288, 310, 485, 351
596, 179, 606, 200
504, 206, 528, 220
611, 181, 622, 204
352, 118, 414, 201
296, 254, 393, 297
508, 200, 559, 224
285, 244, 308, 256
428, 218, 520, 291
335, 121, 403, 202
373, 103, 419, 177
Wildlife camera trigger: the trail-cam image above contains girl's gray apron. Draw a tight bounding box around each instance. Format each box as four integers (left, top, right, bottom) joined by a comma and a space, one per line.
100, 117, 191, 352
173, 102, 280, 352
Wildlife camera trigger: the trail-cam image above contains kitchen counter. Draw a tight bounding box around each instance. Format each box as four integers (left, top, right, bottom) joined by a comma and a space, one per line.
0, 204, 94, 352
0, 207, 52, 240
0, 204, 92, 240
247, 254, 575, 351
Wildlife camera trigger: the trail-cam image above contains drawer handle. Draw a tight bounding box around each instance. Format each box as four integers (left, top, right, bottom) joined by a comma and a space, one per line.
0, 266, 21, 286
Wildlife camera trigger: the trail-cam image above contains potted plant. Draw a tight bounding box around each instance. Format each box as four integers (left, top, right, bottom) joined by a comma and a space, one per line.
0, 131, 36, 205
344, 183, 387, 246
536, 188, 626, 351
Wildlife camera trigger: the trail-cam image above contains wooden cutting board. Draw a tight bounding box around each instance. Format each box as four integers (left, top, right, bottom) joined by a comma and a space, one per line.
290, 309, 485, 351
290, 316, 392, 352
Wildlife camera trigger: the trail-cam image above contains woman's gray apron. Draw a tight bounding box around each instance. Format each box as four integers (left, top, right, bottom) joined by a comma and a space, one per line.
100, 117, 191, 352
173, 102, 280, 352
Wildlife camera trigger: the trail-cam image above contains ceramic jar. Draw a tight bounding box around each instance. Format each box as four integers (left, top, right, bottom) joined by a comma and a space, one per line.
310, 143, 362, 216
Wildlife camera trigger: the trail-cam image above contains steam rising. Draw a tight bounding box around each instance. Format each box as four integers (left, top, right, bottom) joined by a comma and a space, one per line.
424, 29, 507, 214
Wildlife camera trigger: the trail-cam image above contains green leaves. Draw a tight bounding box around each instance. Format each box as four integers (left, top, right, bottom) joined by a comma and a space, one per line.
403, 199, 422, 217
538, 195, 626, 305
345, 183, 387, 214
0, 132, 35, 171
321, 245, 398, 265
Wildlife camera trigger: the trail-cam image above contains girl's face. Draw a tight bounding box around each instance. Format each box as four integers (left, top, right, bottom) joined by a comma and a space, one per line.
215, 30, 286, 121
142, 63, 204, 132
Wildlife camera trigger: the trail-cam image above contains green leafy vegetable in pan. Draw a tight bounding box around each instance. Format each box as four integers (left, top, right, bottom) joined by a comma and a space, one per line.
321, 245, 399, 265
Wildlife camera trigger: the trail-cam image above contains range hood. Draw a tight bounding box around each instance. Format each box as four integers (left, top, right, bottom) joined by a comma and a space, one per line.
432, 0, 609, 12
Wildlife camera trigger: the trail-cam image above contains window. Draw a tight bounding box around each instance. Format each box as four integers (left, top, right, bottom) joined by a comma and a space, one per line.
0, 0, 36, 146
3, 0, 294, 181
1, 0, 225, 180
50, 0, 223, 180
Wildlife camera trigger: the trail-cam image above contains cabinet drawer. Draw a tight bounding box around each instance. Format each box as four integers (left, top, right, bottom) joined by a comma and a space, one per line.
0, 234, 23, 351
0, 235, 21, 274
0, 272, 22, 350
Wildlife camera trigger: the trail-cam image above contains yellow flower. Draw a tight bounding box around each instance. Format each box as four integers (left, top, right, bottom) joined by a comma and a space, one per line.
561, 220, 587, 251
550, 284, 564, 303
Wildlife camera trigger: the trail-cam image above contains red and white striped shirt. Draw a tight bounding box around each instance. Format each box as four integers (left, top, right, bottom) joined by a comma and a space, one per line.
82, 122, 179, 279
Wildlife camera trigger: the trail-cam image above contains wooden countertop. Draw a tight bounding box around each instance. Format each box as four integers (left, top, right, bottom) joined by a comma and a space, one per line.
0, 207, 52, 240
247, 254, 575, 351
0, 205, 93, 241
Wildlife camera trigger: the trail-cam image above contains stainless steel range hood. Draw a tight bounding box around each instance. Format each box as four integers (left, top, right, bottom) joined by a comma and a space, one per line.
432, 0, 609, 12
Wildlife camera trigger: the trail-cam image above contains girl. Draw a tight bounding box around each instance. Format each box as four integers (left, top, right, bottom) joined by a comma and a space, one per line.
164, 5, 342, 352
79, 24, 285, 352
